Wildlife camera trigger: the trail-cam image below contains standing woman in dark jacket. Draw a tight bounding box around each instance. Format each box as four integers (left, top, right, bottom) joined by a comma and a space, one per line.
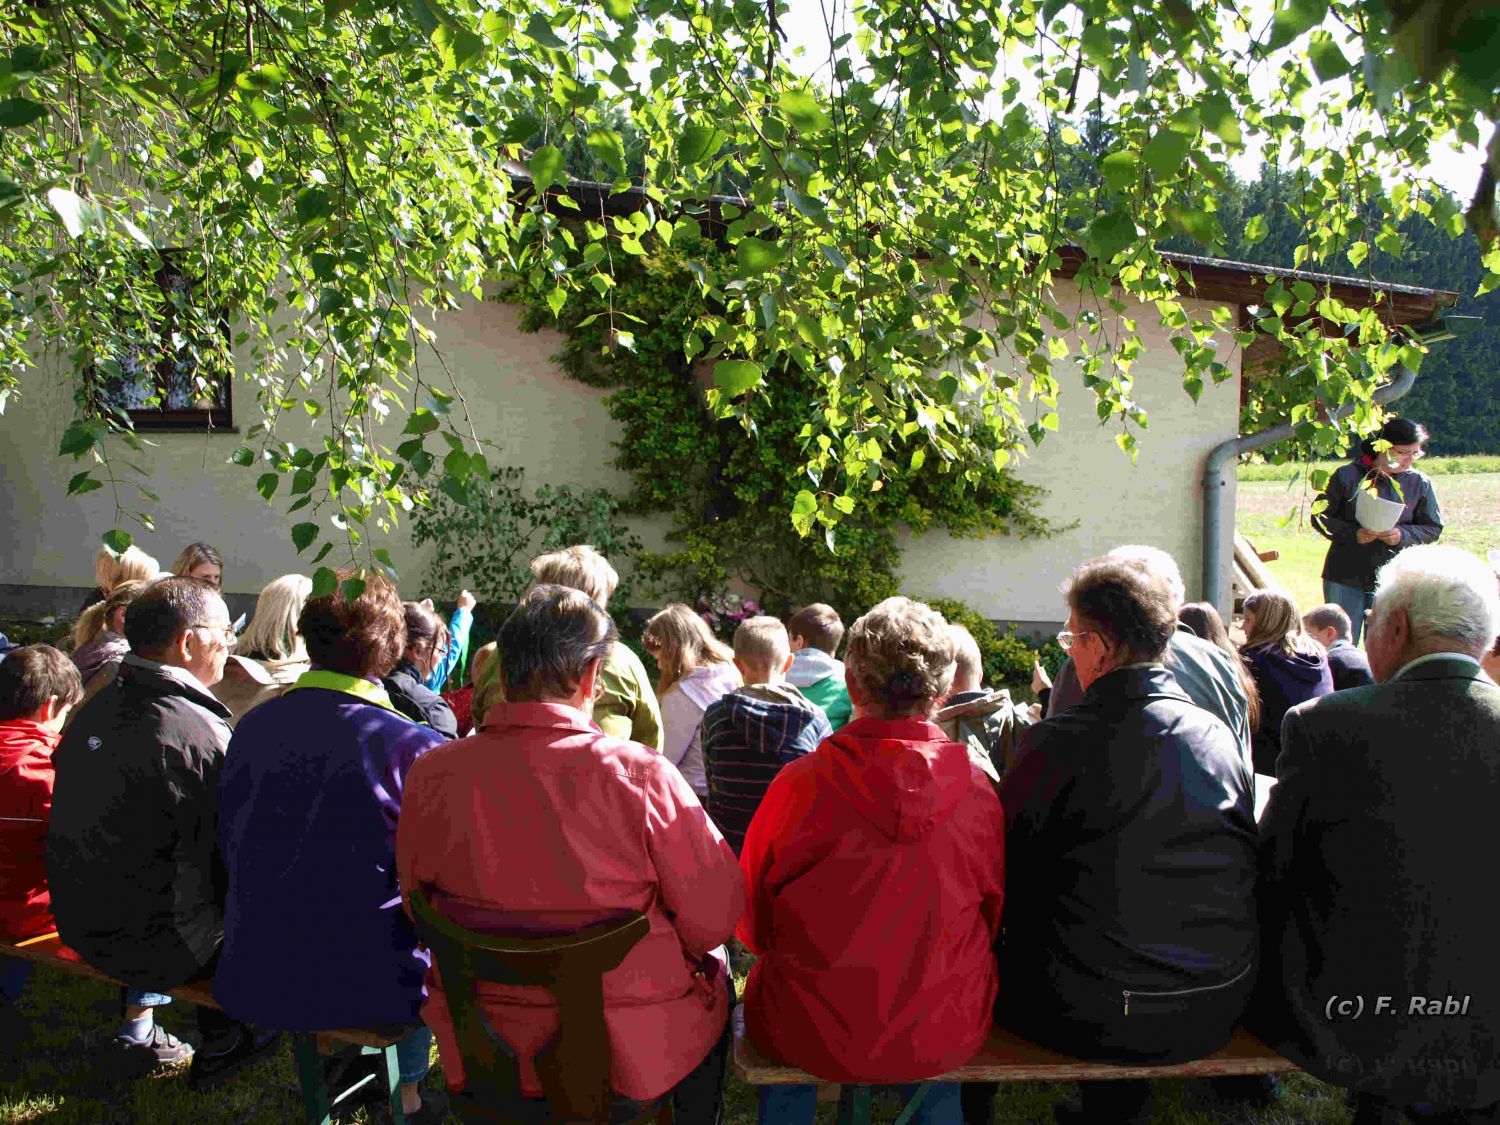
1239, 591, 1333, 777
382, 602, 458, 739
1312, 417, 1442, 645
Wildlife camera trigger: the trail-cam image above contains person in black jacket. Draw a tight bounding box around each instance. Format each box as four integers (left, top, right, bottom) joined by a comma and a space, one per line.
382, 601, 459, 739
1312, 417, 1442, 646
1258, 546, 1500, 1124
1301, 604, 1375, 691
47, 577, 277, 1083
994, 555, 1258, 1124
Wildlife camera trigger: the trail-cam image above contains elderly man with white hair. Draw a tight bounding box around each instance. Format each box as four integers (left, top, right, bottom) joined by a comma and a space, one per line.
1046, 544, 1253, 765
1258, 545, 1500, 1125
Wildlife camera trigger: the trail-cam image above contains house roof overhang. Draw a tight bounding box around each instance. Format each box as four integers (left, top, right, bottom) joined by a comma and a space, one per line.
516, 173, 1460, 330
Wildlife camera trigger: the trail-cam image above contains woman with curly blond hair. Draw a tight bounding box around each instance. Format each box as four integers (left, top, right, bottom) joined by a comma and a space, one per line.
79, 544, 159, 613
737, 597, 1004, 1124
643, 604, 739, 800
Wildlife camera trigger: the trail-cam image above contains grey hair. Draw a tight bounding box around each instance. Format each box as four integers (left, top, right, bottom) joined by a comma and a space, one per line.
499, 584, 618, 703
1371, 545, 1500, 658
1106, 544, 1187, 608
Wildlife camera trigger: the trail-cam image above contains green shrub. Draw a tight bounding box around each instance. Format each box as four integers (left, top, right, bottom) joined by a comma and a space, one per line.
925, 597, 1064, 692
0, 619, 72, 648
510, 238, 1055, 623
409, 464, 642, 631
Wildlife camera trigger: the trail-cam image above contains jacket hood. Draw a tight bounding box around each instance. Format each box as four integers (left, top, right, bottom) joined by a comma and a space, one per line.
787, 648, 843, 689
672, 663, 741, 711
817, 716, 973, 843
0, 720, 60, 769
1249, 644, 1328, 685
716, 682, 823, 736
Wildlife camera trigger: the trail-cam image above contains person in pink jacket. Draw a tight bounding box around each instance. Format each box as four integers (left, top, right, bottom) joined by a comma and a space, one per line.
397, 584, 745, 1123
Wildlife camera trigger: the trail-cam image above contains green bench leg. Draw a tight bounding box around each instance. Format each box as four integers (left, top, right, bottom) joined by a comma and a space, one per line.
292, 1034, 333, 1125
837, 1084, 873, 1125
377, 1040, 405, 1125
892, 1082, 931, 1125
291, 1034, 404, 1125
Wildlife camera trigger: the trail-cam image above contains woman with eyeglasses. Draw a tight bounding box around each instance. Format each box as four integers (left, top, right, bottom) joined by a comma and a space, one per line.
1312, 416, 1443, 646
381, 601, 459, 740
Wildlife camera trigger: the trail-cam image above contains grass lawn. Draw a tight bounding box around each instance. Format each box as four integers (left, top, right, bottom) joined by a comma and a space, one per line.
2, 963, 1365, 1124
1236, 471, 1500, 616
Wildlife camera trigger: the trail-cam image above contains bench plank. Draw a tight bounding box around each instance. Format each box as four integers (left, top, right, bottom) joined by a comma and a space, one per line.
4, 933, 398, 1048
733, 1008, 1298, 1085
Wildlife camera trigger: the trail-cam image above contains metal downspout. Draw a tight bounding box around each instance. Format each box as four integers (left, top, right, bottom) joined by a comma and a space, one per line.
1200, 364, 1419, 614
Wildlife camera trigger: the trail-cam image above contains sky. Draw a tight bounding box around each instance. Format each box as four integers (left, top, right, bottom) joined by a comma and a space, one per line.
770, 0, 1489, 204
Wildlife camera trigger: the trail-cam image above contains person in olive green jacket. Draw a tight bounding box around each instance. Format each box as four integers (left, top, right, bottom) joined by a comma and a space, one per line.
785, 603, 853, 730
470, 546, 663, 750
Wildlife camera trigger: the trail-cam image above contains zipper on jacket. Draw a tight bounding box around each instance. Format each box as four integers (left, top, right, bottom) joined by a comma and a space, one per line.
1121, 960, 1252, 1017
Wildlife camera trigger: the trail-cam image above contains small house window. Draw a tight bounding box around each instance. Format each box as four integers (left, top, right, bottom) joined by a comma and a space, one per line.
91, 254, 233, 432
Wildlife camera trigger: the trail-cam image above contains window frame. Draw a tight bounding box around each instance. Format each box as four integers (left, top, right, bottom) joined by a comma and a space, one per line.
88, 252, 235, 433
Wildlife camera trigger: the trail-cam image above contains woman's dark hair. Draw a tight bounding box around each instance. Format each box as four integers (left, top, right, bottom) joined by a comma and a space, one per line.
1179, 601, 1262, 733
499, 585, 617, 703
1359, 417, 1428, 458
1065, 557, 1177, 665
401, 601, 443, 660
299, 570, 406, 678
0, 644, 84, 722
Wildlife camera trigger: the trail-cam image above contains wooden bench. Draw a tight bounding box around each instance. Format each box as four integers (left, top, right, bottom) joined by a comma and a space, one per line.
732, 1007, 1298, 1123
4, 930, 410, 1124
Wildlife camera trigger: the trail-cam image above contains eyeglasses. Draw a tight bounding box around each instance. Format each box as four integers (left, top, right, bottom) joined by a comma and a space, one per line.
190, 623, 235, 645
1056, 630, 1095, 651
1386, 445, 1423, 462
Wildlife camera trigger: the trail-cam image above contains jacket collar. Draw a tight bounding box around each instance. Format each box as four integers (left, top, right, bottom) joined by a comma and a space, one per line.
288, 668, 399, 712
833, 714, 949, 743
1080, 663, 1187, 706
0, 719, 61, 753
480, 700, 600, 735
120, 654, 233, 720
1389, 652, 1484, 685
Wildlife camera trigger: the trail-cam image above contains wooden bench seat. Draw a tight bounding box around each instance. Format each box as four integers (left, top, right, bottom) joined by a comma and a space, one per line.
4, 931, 408, 1124
733, 1008, 1298, 1122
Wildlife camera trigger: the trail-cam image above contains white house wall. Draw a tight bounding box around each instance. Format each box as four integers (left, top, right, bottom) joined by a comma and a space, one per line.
897, 286, 1242, 625
0, 285, 1239, 622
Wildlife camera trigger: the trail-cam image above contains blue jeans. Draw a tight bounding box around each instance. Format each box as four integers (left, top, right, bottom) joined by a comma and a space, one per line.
395, 1025, 432, 1085
758, 1082, 962, 1124
1323, 579, 1375, 646
1, 956, 32, 1003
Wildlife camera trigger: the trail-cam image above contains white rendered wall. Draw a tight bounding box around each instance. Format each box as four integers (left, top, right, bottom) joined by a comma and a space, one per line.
0, 300, 652, 599
1, 288, 1239, 617
894, 286, 1242, 623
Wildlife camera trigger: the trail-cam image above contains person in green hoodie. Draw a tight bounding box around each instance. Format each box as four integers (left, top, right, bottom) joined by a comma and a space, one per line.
785, 603, 853, 730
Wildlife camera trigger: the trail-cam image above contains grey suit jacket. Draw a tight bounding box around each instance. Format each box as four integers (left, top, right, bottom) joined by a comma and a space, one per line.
1257, 655, 1500, 1109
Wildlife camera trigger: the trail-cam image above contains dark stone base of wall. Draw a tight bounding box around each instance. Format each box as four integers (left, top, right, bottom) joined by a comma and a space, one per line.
0, 583, 260, 623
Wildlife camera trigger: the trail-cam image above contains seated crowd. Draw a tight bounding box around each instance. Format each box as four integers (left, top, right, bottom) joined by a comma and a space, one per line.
1, 537, 1498, 1125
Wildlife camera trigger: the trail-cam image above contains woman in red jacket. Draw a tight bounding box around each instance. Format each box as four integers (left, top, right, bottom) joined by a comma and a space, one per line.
738, 597, 1005, 1124
0, 646, 83, 1005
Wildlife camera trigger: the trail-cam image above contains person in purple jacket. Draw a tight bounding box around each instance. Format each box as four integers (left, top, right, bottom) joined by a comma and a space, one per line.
1239, 591, 1334, 777
215, 570, 447, 1124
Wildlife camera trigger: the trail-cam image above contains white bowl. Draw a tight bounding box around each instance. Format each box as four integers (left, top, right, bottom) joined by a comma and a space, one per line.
1355, 486, 1405, 532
